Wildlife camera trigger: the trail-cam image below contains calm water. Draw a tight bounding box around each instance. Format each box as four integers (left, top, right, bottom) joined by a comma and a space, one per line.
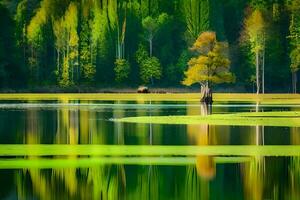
0, 99, 299, 199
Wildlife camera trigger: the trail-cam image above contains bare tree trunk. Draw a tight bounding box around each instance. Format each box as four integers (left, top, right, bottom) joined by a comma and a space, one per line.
149, 38, 153, 57
200, 83, 213, 106
295, 72, 297, 93
149, 38, 153, 85
256, 52, 260, 94
56, 48, 60, 82
262, 49, 265, 94
293, 72, 297, 93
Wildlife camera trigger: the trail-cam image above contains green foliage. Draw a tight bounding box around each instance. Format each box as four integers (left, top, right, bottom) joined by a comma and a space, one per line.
166, 50, 191, 83
182, 0, 210, 42
0, 4, 21, 86
140, 57, 162, 84
135, 44, 148, 65
26, 1, 47, 45
290, 47, 300, 73
0, 0, 297, 91
242, 9, 267, 54
142, 13, 169, 56
142, 16, 159, 36
288, 0, 300, 73
79, 20, 95, 82
114, 58, 130, 83
135, 43, 161, 84
59, 57, 72, 87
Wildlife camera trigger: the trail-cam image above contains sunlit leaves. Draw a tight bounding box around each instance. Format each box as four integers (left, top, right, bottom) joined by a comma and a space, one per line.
290, 47, 300, 73
140, 56, 162, 84
52, 2, 79, 87
114, 58, 130, 83
190, 31, 216, 54
182, 32, 234, 87
26, 2, 47, 45
135, 44, 161, 84
242, 9, 267, 54
287, 0, 300, 74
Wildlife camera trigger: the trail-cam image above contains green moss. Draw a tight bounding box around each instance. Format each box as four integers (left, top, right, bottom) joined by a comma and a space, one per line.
116, 111, 300, 127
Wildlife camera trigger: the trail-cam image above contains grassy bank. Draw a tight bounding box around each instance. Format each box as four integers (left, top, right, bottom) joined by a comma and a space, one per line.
0, 93, 299, 103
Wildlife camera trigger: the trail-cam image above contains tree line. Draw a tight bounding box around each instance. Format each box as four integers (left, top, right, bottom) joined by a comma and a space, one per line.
0, 0, 299, 92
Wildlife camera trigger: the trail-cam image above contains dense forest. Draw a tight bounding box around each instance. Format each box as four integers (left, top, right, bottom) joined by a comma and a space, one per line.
0, 0, 299, 92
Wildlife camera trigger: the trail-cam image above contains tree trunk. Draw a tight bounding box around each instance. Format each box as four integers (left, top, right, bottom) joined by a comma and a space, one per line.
256, 52, 260, 94
200, 84, 213, 105
57, 49, 60, 73
149, 38, 153, 57
262, 49, 265, 94
293, 72, 297, 94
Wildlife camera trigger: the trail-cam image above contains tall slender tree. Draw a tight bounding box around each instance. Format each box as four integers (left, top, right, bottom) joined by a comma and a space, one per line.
241, 9, 267, 94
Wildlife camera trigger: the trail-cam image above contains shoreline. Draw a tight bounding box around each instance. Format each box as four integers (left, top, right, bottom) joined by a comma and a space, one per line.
0, 93, 299, 103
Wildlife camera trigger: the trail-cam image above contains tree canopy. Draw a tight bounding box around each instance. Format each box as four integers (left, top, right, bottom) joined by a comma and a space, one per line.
0, 0, 298, 92
182, 32, 234, 87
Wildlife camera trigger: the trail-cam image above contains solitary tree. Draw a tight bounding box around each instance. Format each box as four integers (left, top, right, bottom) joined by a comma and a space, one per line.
182, 32, 234, 103
241, 9, 267, 94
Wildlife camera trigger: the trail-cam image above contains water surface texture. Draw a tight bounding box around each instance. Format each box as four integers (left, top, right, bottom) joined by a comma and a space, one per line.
0, 98, 299, 199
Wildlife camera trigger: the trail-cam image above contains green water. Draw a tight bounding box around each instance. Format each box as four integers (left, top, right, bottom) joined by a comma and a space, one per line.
0, 100, 300, 199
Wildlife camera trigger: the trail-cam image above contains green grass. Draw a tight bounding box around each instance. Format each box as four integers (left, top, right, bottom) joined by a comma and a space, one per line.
0, 145, 300, 156
0, 157, 251, 169
116, 111, 300, 127
0, 93, 300, 103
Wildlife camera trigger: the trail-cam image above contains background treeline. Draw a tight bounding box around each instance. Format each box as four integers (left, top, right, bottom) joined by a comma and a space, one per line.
0, 0, 299, 92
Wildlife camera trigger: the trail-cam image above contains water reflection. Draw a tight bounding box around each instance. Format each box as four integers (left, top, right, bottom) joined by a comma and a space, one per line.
1, 99, 300, 199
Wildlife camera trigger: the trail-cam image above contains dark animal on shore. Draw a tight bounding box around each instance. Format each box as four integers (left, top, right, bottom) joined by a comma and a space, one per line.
137, 86, 149, 93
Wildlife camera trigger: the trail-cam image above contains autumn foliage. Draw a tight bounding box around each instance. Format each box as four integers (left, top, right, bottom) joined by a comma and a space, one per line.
182, 32, 235, 88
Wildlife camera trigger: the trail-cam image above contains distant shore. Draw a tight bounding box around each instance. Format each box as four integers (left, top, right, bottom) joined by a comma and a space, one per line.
0, 85, 252, 94
0, 93, 299, 103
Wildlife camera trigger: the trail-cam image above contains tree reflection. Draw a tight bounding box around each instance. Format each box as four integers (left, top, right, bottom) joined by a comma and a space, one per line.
13, 99, 297, 199
16, 99, 127, 199
184, 102, 214, 199
241, 101, 265, 200
289, 119, 300, 199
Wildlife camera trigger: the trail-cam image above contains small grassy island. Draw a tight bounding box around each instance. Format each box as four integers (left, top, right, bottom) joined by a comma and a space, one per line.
116, 111, 300, 127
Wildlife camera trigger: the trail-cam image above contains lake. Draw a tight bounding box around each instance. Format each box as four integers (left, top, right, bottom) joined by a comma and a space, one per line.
0, 94, 299, 200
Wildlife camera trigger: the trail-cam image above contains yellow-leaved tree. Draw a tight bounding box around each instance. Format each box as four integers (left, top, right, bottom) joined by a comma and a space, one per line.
241, 9, 267, 94
182, 32, 235, 103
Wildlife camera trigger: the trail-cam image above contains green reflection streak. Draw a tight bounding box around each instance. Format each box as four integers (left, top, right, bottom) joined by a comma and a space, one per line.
116, 111, 300, 127
0, 145, 300, 156
0, 157, 251, 169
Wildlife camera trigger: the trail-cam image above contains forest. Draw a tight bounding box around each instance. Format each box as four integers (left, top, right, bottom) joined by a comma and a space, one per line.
0, 0, 299, 92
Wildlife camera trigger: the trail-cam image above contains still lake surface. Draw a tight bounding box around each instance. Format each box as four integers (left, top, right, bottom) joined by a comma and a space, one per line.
0, 98, 299, 199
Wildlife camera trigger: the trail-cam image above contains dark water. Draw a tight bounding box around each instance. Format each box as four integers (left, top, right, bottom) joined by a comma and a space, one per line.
0, 100, 299, 200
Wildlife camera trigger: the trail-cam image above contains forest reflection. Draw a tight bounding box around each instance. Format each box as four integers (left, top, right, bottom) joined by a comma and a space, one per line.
3, 100, 300, 199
